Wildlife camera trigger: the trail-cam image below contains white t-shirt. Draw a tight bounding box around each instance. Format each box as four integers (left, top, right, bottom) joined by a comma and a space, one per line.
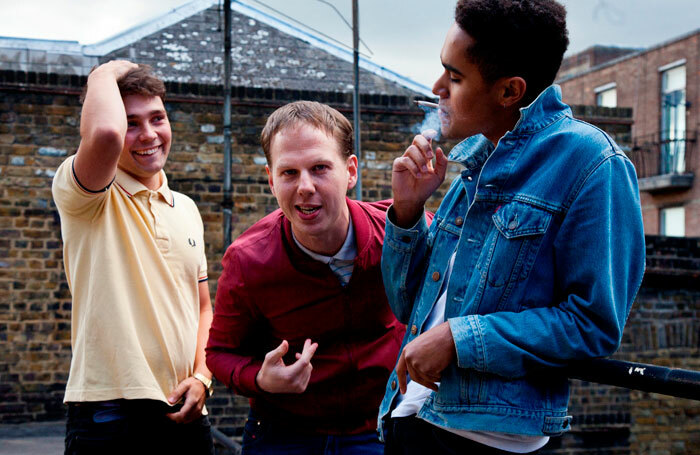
391, 251, 549, 454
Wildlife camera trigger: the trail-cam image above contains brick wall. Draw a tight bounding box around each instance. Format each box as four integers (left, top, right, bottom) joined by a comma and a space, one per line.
0, 71, 455, 429
1, 73, 698, 453
558, 32, 700, 237
545, 236, 700, 455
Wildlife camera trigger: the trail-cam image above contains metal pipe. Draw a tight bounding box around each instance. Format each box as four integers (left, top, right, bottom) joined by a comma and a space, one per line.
211, 427, 241, 454
566, 358, 700, 401
223, 0, 233, 248
352, 0, 362, 201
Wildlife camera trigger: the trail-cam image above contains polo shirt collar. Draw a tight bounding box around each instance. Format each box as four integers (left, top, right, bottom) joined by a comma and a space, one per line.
114, 168, 174, 207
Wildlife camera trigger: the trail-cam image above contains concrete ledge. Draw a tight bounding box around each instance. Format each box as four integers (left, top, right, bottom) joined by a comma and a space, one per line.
638, 172, 694, 193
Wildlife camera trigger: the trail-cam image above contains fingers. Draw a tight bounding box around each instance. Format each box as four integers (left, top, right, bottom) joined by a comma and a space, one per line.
434, 147, 448, 181
263, 340, 289, 366
167, 380, 187, 405
396, 349, 408, 394
166, 379, 205, 424
297, 338, 318, 364
166, 396, 195, 424
394, 135, 438, 179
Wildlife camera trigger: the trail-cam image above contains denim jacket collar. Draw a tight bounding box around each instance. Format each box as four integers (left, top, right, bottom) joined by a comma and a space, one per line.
447, 85, 571, 170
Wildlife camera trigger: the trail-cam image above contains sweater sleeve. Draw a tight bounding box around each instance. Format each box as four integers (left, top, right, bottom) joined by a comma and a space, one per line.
205, 247, 264, 397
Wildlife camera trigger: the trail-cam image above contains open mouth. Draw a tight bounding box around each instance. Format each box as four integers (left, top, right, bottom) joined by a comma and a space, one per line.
296, 205, 320, 215
133, 145, 161, 156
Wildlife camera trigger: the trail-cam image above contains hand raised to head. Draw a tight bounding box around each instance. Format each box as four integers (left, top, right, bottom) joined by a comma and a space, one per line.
256, 339, 318, 394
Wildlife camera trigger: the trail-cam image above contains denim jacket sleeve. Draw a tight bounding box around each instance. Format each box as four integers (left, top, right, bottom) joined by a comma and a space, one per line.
448, 154, 646, 378
381, 206, 433, 324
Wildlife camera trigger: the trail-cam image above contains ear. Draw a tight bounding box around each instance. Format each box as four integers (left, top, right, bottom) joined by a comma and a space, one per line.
346, 155, 358, 191
266, 165, 276, 196
498, 76, 527, 108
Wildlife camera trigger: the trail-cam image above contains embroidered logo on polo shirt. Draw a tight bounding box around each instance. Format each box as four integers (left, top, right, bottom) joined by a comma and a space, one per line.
188, 238, 196, 247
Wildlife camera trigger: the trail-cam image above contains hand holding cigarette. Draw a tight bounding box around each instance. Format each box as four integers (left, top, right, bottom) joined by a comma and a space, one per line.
390, 131, 448, 228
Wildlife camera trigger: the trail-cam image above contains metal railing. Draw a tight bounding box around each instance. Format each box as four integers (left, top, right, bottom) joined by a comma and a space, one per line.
567, 358, 700, 401
627, 130, 697, 178
210, 358, 700, 452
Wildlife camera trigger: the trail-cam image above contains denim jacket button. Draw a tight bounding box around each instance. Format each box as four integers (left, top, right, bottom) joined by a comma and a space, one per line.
508, 220, 518, 230
432, 271, 440, 281
467, 175, 473, 181
391, 380, 397, 390
455, 216, 463, 226
410, 324, 418, 335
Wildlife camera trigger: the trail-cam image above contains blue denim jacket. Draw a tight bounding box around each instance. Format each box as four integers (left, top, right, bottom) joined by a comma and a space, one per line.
378, 86, 645, 438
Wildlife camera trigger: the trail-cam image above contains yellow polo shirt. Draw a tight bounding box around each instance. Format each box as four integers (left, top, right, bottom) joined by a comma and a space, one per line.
53, 155, 208, 404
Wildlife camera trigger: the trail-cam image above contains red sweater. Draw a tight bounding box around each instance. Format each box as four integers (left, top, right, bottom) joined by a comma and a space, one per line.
206, 198, 406, 434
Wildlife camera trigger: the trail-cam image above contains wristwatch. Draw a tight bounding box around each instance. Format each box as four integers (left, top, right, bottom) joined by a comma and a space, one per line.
193, 373, 214, 398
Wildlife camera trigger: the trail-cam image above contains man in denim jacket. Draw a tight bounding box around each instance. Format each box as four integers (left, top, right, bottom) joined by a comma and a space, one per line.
378, 1, 646, 453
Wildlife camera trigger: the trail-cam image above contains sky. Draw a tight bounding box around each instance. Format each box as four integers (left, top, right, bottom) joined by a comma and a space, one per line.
1, 0, 698, 88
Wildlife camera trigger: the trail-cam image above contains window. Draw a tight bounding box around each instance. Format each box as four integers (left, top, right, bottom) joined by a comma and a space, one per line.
660, 206, 685, 237
595, 83, 617, 107
660, 62, 686, 174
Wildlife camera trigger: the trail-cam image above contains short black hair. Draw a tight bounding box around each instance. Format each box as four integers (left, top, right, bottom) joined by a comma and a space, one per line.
455, 0, 569, 106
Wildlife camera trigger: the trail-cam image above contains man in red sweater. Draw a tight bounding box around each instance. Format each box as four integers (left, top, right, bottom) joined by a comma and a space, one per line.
207, 101, 415, 454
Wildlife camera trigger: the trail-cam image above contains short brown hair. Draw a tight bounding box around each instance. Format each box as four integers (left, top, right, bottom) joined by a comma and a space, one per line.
261, 101, 353, 164
80, 63, 165, 103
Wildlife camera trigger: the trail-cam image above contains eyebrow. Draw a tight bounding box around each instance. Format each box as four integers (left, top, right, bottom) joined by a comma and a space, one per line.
126, 110, 166, 119
442, 62, 464, 77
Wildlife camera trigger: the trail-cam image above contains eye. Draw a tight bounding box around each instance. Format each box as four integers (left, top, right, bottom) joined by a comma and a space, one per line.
449, 74, 461, 83
127, 121, 138, 128
312, 164, 328, 172
152, 115, 165, 123
281, 169, 297, 176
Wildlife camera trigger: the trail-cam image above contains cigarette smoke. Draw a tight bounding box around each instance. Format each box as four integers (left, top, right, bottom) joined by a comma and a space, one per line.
413, 104, 442, 141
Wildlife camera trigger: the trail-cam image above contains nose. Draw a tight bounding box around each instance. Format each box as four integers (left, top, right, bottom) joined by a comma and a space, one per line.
139, 124, 157, 142
297, 170, 315, 196
432, 73, 448, 99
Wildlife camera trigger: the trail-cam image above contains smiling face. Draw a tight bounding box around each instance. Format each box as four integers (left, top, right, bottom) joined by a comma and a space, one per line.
266, 122, 358, 256
432, 23, 504, 144
118, 94, 171, 190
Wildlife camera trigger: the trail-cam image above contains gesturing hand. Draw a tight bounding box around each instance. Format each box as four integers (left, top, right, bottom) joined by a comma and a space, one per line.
396, 321, 456, 393
392, 134, 448, 227
256, 339, 318, 394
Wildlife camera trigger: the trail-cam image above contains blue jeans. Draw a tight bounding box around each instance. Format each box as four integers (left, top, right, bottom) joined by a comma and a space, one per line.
242, 412, 383, 455
65, 400, 213, 455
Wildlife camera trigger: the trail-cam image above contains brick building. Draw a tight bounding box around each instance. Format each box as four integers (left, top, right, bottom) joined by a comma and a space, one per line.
1, 2, 698, 453
557, 29, 700, 237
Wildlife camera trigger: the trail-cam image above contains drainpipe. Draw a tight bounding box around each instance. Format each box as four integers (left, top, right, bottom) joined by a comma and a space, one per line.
223, 0, 233, 248
352, 0, 362, 201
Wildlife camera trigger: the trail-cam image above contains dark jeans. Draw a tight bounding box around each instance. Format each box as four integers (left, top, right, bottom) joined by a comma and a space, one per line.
65, 400, 214, 455
242, 411, 383, 455
383, 416, 542, 455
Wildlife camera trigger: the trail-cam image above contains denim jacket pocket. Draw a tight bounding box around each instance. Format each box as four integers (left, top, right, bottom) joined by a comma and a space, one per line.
476, 201, 552, 311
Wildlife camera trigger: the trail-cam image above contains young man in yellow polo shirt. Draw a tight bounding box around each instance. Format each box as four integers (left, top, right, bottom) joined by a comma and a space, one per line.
52, 60, 214, 454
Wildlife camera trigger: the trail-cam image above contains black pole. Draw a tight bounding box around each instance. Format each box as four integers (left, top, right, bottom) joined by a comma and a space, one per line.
352, 0, 361, 201
223, 0, 233, 248
566, 358, 700, 401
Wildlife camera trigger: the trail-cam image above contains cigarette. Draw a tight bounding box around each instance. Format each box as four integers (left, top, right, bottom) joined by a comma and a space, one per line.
414, 100, 439, 109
